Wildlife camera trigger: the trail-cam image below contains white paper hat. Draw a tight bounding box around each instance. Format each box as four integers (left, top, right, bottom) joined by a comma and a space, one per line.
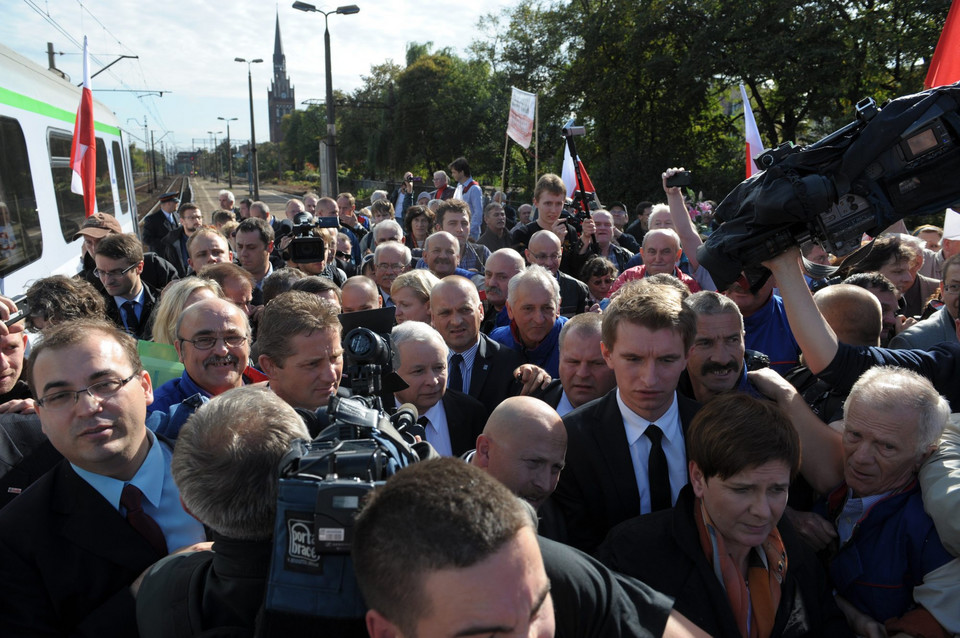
943, 208, 960, 240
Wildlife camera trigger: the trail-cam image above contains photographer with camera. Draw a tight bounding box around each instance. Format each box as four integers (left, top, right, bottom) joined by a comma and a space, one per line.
510, 174, 590, 278
389, 171, 418, 223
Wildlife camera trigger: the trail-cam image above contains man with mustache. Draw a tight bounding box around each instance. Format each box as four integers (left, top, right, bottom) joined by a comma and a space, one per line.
677, 291, 756, 404
147, 298, 266, 421
480, 248, 525, 334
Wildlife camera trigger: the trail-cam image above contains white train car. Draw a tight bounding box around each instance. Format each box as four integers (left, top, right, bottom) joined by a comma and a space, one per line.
0, 43, 138, 297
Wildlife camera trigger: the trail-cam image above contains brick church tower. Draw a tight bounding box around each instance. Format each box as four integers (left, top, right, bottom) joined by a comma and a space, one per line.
268, 11, 295, 143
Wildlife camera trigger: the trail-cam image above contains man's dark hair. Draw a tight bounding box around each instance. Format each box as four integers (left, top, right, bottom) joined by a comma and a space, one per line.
843, 271, 899, 294
212, 210, 235, 226
602, 282, 696, 350
435, 198, 471, 228
236, 217, 274, 246
199, 261, 256, 288
687, 393, 800, 481
290, 275, 342, 301
177, 202, 200, 216
448, 157, 470, 176
95, 233, 143, 263
239, 198, 253, 208
579, 255, 617, 282
258, 291, 341, 368
27, 319, 141, 395
24, 275, 106, 332
843, 234, 918, 276
353, 458, 532, 635
261, 268, 305, 305
635, 201, 653, 217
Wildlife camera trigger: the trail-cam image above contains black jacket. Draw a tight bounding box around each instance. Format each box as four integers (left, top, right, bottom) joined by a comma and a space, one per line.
554, 389, 700, 553
464, 333, 524, 413
103, 282, 160, 341
596, 486, 852, 638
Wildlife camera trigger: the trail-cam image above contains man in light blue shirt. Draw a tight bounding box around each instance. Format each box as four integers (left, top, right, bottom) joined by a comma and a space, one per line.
450, 156, 484, 241
0, 319, 205, 637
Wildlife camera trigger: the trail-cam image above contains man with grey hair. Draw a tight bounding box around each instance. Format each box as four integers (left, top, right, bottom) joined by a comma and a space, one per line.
677, 290, 753, 404
373, 240, 412, 307
217, 189, 237, 216
750, 365, 955, 636
391, 321, 487, 457
136, 386, 313, 636
491, 265, 567, 377
372, 219, 404, 246
430, 170, 454, 200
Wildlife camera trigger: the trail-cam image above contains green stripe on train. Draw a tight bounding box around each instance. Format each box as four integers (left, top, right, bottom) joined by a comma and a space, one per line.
0, 85, 122, 136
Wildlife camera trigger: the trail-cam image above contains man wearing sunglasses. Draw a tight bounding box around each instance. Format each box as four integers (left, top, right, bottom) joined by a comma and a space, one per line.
0, 319, 206, 637
147, 298, 266, 421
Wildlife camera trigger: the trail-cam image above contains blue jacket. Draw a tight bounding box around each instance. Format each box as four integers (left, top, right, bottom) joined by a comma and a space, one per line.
743, 293, 799, 375
817, 480, 953, 622
148, 367, 268, 415
491, 317, 568, 378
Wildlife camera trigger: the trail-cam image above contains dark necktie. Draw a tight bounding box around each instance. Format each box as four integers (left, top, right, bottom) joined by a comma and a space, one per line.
448, 353, 464, 393
120, 484, 168, 555
645, 424, 672, 512
409, 415, 428, 440
121, 301, 140, 335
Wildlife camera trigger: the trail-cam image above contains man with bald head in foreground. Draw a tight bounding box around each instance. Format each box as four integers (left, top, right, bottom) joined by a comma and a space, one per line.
472, 396, 567, 512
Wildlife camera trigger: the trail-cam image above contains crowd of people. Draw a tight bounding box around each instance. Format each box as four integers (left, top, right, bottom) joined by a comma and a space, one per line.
0, 155, 958, 638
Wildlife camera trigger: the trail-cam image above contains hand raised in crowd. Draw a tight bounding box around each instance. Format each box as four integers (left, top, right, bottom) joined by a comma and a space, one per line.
0, 296, 24, 338
514, 364, 552, 396
662, 166, 686, 197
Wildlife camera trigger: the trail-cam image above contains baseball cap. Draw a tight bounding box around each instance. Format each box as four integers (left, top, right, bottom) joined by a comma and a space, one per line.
73, 213, 122, 240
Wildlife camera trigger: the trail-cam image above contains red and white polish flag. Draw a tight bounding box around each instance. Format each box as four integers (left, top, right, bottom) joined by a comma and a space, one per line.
70, 35, 97, 217
740, 83, 766, 178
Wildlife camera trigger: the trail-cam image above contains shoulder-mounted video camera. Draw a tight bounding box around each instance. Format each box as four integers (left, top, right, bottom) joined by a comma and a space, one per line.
282, 212, 340, 264
698, 82, 960, 291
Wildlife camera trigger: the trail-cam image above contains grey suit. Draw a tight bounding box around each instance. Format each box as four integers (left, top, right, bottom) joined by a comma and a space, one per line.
889, 307, 958, 350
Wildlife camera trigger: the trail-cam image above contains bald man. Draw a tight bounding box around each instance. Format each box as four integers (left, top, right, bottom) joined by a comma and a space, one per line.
783, 284, 883, 426
340, 276, 383, 313
472, 396, 567, 511
526, 230, 588, 317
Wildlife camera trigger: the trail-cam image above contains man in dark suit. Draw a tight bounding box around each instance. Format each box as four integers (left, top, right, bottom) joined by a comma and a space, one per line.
553, 282, 700, 553
158, 202, 205, 277
141, 191, 180, 253
94, 233, 160, 341
429, 275, 526, 413
391, 321, 487, 457
430, 170, 455, 200
0, 412, 62, 510
0, 319, 206, 636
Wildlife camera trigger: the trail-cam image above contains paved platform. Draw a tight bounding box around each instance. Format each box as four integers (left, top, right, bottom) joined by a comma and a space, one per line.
188, 177, 297, 223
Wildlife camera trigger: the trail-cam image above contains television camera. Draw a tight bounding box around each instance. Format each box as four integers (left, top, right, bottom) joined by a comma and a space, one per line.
698, 82, 960, 291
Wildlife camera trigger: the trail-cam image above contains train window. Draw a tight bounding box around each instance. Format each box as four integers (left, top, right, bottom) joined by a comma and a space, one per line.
112, 141, 129, 214
0, 117, 42, 276
94, 139, 114, 215
48, 130, 86, 242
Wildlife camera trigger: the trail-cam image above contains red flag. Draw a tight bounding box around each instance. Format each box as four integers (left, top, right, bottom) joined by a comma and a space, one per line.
926, 1, 960, 89
70, 36, 96, 217
740, 83, 766, 178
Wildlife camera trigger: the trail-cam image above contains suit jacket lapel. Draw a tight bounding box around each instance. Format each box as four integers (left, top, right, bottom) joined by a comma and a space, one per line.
591, 392, 641, 514
469, 335, 494, 397
442, 393, 473, 456
52, 463, 163, 566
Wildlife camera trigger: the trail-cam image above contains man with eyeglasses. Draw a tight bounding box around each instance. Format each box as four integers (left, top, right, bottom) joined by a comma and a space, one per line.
525, 230, 588, 318
0, 319, 206, 637
95, 233, 159, 341
373, 241, 412, 308
159, 203, 205, 277
147, 298, 266, 420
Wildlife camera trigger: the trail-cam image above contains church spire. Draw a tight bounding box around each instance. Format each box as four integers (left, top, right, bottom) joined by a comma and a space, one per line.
268, 8, 295, 143
273, 9, 284, 65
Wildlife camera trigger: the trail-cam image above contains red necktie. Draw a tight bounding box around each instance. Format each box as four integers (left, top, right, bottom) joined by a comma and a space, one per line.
121, 484, 168, 555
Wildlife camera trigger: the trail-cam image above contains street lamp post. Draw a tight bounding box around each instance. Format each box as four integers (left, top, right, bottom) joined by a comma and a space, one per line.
292, 2, 359, 197
235, 57, 264, 200
218, 116, 238, 188
207, 130, 222, 182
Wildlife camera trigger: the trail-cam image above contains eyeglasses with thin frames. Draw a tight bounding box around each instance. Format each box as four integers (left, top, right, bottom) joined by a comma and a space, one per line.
93, 263, 138, 279
37, 371, 139, 410
177, 334, 248, 350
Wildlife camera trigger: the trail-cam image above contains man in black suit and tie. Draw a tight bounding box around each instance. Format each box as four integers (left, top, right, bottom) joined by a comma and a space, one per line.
95, 233, 159, 341
553, 281, 700, 553
429, 275, 527, 413
141, 191, 180, 253
391, 321, 487, 457
0, 319, 206, 636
